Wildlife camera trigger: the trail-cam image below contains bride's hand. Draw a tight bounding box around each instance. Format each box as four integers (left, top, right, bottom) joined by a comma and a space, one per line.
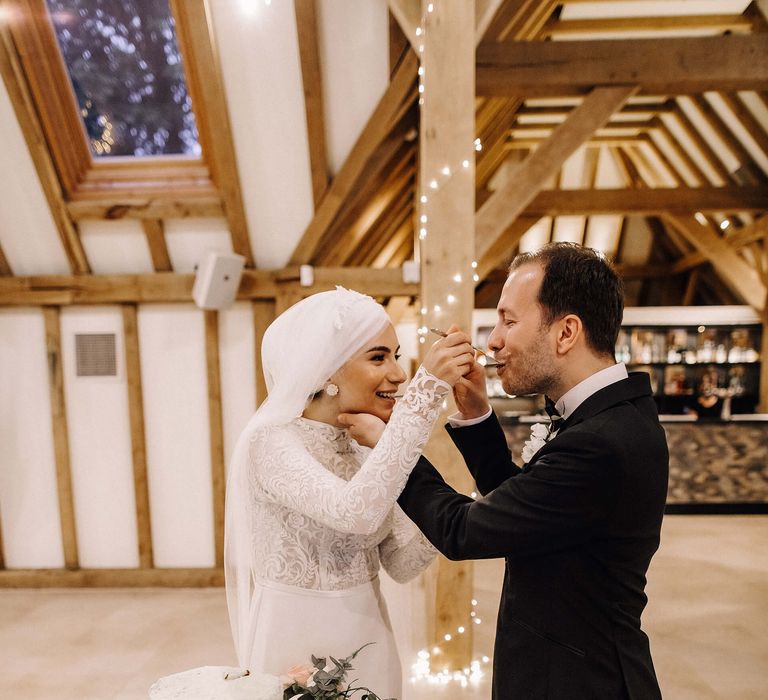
338, 412, 386, 448
422, 324, 475, 387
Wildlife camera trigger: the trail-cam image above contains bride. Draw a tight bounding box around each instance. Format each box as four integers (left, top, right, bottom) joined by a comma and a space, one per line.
225, 287, 473, 698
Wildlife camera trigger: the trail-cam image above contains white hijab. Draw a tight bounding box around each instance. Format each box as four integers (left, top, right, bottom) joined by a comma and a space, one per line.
224, 286, 390, 667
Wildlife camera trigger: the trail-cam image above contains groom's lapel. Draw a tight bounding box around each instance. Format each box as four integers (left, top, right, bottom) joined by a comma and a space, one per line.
557, 372, 653, 435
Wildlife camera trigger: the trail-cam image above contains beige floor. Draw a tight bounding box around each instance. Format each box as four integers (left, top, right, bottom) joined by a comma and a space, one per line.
0, 515, 766, 699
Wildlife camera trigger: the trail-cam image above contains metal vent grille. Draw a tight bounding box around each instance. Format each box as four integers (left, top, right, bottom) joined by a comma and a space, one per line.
75, 334, 117, 377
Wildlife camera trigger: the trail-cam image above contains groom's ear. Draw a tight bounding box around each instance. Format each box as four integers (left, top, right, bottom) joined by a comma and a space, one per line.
555, 314, 582, 355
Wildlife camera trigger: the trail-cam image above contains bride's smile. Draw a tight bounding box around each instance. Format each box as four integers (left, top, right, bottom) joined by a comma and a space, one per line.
330, 324, 407, 423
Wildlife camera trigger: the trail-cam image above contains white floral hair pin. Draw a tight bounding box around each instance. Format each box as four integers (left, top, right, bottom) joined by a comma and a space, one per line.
332, 286, 375, 331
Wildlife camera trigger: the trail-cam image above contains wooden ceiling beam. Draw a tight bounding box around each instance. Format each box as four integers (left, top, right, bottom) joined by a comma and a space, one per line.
0, 243, 12, 276
543, 15, 754, 38
510, 120, 651, 135
692, 94, 767, 185
524, 186, 768, 216
663, 214, 766, 311
718, 92, 768, 166
645, 124, 708, 185
388, 0, 505, 49
610, 146, 642, 187
386, 0, 421, 50
640, 133, 684, 186
476, 86, 637, 264
171, 0, 254, 267
371, 216, 413, 268
317, 137, 415, 265
476, 215, 539, 282
667, 105, 734, 185
141, 220, 172, 272
477, 35, 768, 96
389, 224, 415, 267
483, 0, 537, 41
0, 268, 418, 305
294, 0, 329, 208
505, 136, 644, 149
517, 101, 675, 120
476, 99, 524, 191
288, 52, 417, 265
68, 197, 225, 221
727, 214, 768, 248
0, 22, 89, 274
388, 10, 410, 76
330, 170, 413, 267
356, 192, 413, 267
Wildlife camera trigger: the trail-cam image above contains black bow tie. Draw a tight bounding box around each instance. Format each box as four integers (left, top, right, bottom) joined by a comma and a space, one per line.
544, 396, 563, 435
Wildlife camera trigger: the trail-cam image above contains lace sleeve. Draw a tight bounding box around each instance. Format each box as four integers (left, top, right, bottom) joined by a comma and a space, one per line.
250, 366, 450, 536
378, 505, 437, 583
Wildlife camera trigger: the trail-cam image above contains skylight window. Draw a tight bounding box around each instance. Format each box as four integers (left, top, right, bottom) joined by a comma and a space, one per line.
45, 0, 201, 157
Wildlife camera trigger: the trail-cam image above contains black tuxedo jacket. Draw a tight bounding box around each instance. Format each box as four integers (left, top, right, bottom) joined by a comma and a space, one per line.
399, 373, 668, 699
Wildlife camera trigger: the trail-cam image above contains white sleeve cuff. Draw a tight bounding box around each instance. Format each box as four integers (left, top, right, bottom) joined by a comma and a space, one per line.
447, 407, 493, 428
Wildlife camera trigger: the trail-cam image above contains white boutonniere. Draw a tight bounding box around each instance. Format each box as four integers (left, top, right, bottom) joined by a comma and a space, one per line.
522, 423, 549, 463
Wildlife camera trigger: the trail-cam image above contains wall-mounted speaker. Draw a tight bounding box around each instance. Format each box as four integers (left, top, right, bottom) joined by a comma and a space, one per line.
192, 251, 245, 310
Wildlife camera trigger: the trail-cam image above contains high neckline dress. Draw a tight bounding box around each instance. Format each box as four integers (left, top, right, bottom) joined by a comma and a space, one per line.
241, 366, 448, 698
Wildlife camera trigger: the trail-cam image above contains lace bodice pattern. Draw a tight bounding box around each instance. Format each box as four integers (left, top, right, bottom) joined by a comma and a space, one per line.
247, 366, 446, 590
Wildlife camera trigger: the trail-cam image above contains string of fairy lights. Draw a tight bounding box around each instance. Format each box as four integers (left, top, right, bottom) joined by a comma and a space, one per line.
409, 2, 492, 688
413, 3, 484, 358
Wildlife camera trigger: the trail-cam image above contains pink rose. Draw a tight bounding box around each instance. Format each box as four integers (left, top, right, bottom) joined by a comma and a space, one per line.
279, 663, 315, 688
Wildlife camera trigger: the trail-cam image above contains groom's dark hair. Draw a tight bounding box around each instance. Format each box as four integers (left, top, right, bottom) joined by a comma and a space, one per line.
509, 242, 624, 358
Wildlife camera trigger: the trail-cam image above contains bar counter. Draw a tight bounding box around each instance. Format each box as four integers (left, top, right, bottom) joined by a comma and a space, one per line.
497, 413, 768, 513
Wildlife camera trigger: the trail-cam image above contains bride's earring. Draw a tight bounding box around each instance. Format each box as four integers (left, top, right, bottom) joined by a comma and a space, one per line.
324, 383, 339, 397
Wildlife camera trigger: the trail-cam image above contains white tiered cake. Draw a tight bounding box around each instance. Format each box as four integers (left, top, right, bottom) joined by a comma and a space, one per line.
149, 666, 283, 700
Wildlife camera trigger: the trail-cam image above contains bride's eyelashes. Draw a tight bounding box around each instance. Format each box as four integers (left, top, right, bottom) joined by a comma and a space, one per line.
368, 348, 401, 362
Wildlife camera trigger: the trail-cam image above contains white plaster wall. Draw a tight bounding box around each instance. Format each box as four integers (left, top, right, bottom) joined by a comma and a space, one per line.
78, 219, 154, 274
60, 306, 139, 568
138, 304, 215, 567
518, 217, 551, 253
219, 302, 256, 472
317, 0, 390, 173
621, 216, 654, 265
584, 215, 622, 256
208, 0, 314, 269
164, 218, 233, 273
552, 216, 586, 244
0, 309, 65, 568
0, 78, 69, 275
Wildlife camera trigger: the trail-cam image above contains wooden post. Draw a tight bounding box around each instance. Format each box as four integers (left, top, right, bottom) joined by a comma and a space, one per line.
252, 300, 276, 408
122, 304, 154, 568
43, 306, 79, 570
760, 292, 768, 413
0, 504, 5, 569
204, 310, 226, 567
418, 0, 476, 671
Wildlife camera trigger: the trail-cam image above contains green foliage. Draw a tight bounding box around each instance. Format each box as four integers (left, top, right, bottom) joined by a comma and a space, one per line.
281, 644, 394, 700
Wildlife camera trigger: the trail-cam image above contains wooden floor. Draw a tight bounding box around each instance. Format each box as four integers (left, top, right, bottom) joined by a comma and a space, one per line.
0, 516, 766, 699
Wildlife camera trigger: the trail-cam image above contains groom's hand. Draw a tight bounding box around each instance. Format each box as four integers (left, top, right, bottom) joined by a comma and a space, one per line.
454, 363, 491, 419
338, 412, 386, 448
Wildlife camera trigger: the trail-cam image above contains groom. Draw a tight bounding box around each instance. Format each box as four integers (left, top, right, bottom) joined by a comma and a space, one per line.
398, 243, 668, 699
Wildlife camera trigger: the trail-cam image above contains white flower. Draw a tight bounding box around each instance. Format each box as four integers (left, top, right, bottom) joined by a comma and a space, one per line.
522, 423, 548, 463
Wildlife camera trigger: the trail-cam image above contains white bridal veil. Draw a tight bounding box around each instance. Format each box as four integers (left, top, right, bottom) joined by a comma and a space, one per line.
224, 286, 390, 667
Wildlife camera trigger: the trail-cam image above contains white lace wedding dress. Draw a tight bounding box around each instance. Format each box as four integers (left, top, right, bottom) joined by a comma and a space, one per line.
243, 367, 448, 698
